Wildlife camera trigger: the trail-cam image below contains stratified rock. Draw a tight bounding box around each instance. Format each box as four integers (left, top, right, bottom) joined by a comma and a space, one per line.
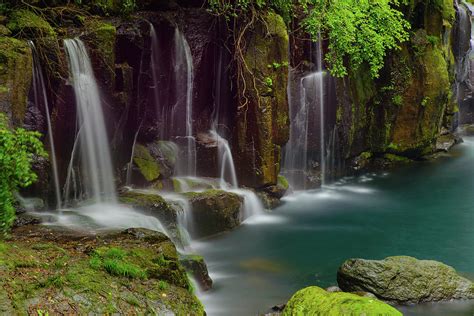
180, 254, 213, 291
185, 189, 243, 238
337, 256, 474, 304
282, 286, 401, 316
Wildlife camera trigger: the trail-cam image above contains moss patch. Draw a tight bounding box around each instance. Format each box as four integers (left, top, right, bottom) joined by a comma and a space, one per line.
0, 226, 204, 315
283, 286, 401, 316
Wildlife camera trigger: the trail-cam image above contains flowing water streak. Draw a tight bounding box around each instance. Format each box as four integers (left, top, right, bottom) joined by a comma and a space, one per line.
126, 122, 142, 186
28, 41, 62, 209
64, 39, 116, 203
174, 29, 196, 176
316, 36, 326, 185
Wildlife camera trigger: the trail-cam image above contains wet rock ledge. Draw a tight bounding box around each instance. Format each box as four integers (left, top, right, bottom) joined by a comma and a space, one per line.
0, 225, 204, 315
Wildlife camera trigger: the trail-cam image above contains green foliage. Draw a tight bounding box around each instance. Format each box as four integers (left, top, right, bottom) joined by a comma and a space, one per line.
392, 95, 403, 106
301, 0, 410, 78
89, 246, 147, 279
0, 114, 46, 236
208, 0, 293, 23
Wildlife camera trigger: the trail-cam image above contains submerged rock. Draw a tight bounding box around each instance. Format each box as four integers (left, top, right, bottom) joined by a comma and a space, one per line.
282, 286, 401, 316
180, 254, 213, 291
185, 189, 243, 238
337, 256, 474, 304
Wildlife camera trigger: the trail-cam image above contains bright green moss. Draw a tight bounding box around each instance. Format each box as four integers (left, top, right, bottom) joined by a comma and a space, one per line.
283, 286, 402, 316
7, 10, 56, 37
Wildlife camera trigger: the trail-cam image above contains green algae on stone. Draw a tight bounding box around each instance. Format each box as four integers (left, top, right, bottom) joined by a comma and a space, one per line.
236, 10, 289, 188
133, 144, 161, 181
7, 10, 56, 37
0, 37, 32, 126
283, 286, 401, 316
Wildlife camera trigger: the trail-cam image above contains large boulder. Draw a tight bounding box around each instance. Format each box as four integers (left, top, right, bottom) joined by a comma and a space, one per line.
337, 256, 474, 304
282, 286, 401, 316
185, 189, 243, 238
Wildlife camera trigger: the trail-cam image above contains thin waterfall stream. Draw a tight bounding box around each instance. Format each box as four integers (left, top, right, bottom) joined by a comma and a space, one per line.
29, 41, 62, 209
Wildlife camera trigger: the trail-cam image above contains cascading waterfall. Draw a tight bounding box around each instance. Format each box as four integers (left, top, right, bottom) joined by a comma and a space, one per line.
283, 38, 327, 189
174, 28, 196, 176
63, 38, 117, 203
28, 41, 62, 209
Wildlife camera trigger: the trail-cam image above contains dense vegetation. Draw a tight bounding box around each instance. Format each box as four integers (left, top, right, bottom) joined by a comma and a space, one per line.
209, 0, 410, 78
0, 114, 45, 236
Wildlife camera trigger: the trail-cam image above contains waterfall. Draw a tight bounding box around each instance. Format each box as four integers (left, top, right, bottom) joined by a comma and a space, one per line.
63, 38, 117, 203
316, 37, 326, 185
125, 122, 142, 186
283, 38, 327, 189
174, 29, 196, 176
28, 42, 62, 209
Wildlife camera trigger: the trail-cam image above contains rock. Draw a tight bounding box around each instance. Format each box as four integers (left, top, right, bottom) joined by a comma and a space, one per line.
172, 177, 221, 193
185, 189, 243, 238
119, 190, 177, 227
121, 227, 169, 243
337, 256, 474, 304
12, 213, 41, 228
325, 286, 342, 292
130, 141, 178, 185
235, 11, 290, 188
0, 36, 32, 127
282, 286, 401, 315
436, 133, 462, 152
180, 254, 213, 291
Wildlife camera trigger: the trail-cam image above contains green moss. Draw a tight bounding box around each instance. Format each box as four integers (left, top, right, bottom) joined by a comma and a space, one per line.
133, 144, 160, 181
0, 36, 32, 125
7, 10, 56, 37
277, 175, 289, 190
384, 153, 410, 163
283, 286, 402, 316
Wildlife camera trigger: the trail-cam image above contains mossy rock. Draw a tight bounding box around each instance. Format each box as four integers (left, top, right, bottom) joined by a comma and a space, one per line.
180, 254, 213, 291
0, 226, 204, 315
0, 36, 32, 126
82, 18, 116, 87
337, 256, 474, 304
7, 10, 56, 38
119, 190, 177, 227
133, 144, 161, 181
283, 286, 401, 316
184, 189, 243, 238
236, 11, 289, 188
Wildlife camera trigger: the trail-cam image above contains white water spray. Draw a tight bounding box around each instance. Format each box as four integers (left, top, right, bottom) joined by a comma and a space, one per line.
64, 38, 116, 203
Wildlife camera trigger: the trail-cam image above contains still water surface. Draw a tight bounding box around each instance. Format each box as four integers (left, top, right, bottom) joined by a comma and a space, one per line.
196, 137, 474, 315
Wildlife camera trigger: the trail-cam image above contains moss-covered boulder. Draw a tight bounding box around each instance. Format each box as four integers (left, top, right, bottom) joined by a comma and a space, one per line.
119, 189, 176, 222
185, 189, 243, 238
180, 254, 213, 291
0, 37, 32, 126
0, 225, 204, 315
337, 256, 474, 304
235, 11, 289, 188
130, 141, 178, 185
282, 286, 401, 316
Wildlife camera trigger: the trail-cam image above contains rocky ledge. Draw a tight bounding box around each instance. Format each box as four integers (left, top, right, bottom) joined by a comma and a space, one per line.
0, 225, 204, 315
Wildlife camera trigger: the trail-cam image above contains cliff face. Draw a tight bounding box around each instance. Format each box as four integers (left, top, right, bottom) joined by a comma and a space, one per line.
0, 0, 470, 202
335, 0, 461, 164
